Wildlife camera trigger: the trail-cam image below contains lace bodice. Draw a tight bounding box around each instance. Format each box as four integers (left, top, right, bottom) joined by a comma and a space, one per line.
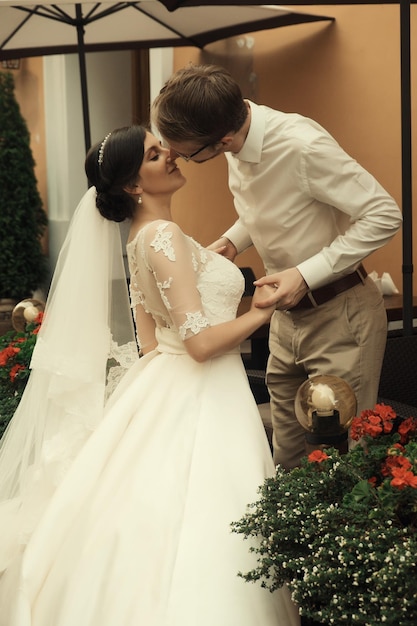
126, 221, 244, 350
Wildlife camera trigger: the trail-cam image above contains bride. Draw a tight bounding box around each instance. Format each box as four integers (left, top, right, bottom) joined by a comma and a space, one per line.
0, 125, 300, 625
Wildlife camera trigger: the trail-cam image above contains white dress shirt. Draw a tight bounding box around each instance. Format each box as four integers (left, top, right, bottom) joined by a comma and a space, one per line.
223, 101, 402, 290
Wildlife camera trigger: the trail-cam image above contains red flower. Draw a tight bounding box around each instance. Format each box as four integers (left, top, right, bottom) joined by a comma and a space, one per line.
366, 415, 384, 437
374, 403, 397, 423
390, 466, 417, 490
9, 363, 25, 382
398, 416, 417, 444
388, 443, 405, 454
349, 417, 363, 441
308, 450, 329, 463
350, 404, 396, 440
382, 454, 412, 477
0, 345, 20, 366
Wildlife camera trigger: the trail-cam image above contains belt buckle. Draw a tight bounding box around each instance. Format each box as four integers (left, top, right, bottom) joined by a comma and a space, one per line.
306, 291, 319, 308
356, 265, 367, 284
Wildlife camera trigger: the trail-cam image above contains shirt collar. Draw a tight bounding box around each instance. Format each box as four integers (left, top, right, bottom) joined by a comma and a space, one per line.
233, 100, 265, 163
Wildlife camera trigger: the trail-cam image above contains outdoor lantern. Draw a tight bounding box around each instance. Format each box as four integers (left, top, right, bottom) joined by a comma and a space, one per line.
294, 375, 357, 455
12, 298, 45, 332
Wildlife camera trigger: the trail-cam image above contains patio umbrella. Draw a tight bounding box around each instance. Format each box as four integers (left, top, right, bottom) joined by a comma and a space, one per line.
0, 0, 334, 152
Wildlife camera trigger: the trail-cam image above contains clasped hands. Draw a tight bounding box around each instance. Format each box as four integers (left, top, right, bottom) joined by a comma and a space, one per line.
209, 237, 309, 311
253, 268, 308, 310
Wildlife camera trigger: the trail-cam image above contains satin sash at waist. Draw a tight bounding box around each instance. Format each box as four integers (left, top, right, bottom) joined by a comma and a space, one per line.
155, 327, 240, 357
156, 327, 187, 355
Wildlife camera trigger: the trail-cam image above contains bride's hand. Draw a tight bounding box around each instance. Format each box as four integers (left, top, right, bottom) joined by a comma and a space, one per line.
254, 268, 308, 310
207, 237, 237, 261
250, 285, 276, 320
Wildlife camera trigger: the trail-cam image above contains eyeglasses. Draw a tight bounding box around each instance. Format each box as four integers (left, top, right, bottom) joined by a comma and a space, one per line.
171, 141, 213, 162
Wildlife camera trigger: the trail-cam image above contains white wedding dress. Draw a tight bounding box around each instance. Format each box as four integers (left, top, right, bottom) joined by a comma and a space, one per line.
1, 221, 299, 626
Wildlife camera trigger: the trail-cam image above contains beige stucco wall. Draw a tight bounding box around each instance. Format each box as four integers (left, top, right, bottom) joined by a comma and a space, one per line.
170, 4, 415, 294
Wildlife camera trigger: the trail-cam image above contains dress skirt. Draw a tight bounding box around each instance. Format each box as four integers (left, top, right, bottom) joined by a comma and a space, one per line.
1, 350, 299, 626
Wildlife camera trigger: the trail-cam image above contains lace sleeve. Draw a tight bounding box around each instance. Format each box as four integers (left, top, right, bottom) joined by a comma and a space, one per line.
143, 221, 210, 340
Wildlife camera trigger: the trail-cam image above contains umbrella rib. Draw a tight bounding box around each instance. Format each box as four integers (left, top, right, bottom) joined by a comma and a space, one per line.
80, 3, 101, 21
130, 3, 202, 47
0, 9, 33, 49
82, 3, 152, 25
1, 1, 187, 49
13, 5, 75, 26
50, 3, 83, 20
1, 5, 77, 48
82, 3, 133, 23
9, 3, 136, 29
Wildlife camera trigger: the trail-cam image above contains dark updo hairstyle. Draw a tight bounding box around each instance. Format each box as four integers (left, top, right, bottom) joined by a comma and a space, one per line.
85, 125, 147, 223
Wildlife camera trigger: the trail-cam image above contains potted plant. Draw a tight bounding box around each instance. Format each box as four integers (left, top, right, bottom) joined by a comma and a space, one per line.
0, 308, 43, 436
0, 71, 47, 334
232, 404, 417, 625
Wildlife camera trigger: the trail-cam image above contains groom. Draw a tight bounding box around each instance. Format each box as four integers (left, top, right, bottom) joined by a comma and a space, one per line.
151, 63, 402, 470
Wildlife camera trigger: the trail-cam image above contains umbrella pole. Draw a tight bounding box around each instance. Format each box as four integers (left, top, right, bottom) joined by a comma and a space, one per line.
400, 0, 413, 335
75, 3, 91, 153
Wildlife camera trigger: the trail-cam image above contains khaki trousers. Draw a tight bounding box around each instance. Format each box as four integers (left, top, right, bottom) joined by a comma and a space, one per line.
266, 278, 387, 470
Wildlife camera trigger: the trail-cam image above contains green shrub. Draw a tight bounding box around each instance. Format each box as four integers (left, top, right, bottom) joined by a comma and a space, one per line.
0, 71, 47, 300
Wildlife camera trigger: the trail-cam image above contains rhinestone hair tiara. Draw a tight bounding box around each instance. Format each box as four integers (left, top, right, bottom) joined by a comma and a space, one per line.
98, 132, 111, 165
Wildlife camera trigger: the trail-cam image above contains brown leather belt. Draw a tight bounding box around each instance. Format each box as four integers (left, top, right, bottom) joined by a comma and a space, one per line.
291, 265, 367, 310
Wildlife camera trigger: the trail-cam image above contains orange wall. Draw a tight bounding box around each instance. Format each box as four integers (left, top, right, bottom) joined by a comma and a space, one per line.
170, 4, 415, 294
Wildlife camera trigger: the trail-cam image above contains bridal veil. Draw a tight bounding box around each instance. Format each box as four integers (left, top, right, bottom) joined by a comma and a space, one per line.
0, 186, 138, 571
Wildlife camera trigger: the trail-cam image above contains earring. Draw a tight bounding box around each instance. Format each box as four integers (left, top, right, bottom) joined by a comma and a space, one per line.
138, 195, 142, 205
